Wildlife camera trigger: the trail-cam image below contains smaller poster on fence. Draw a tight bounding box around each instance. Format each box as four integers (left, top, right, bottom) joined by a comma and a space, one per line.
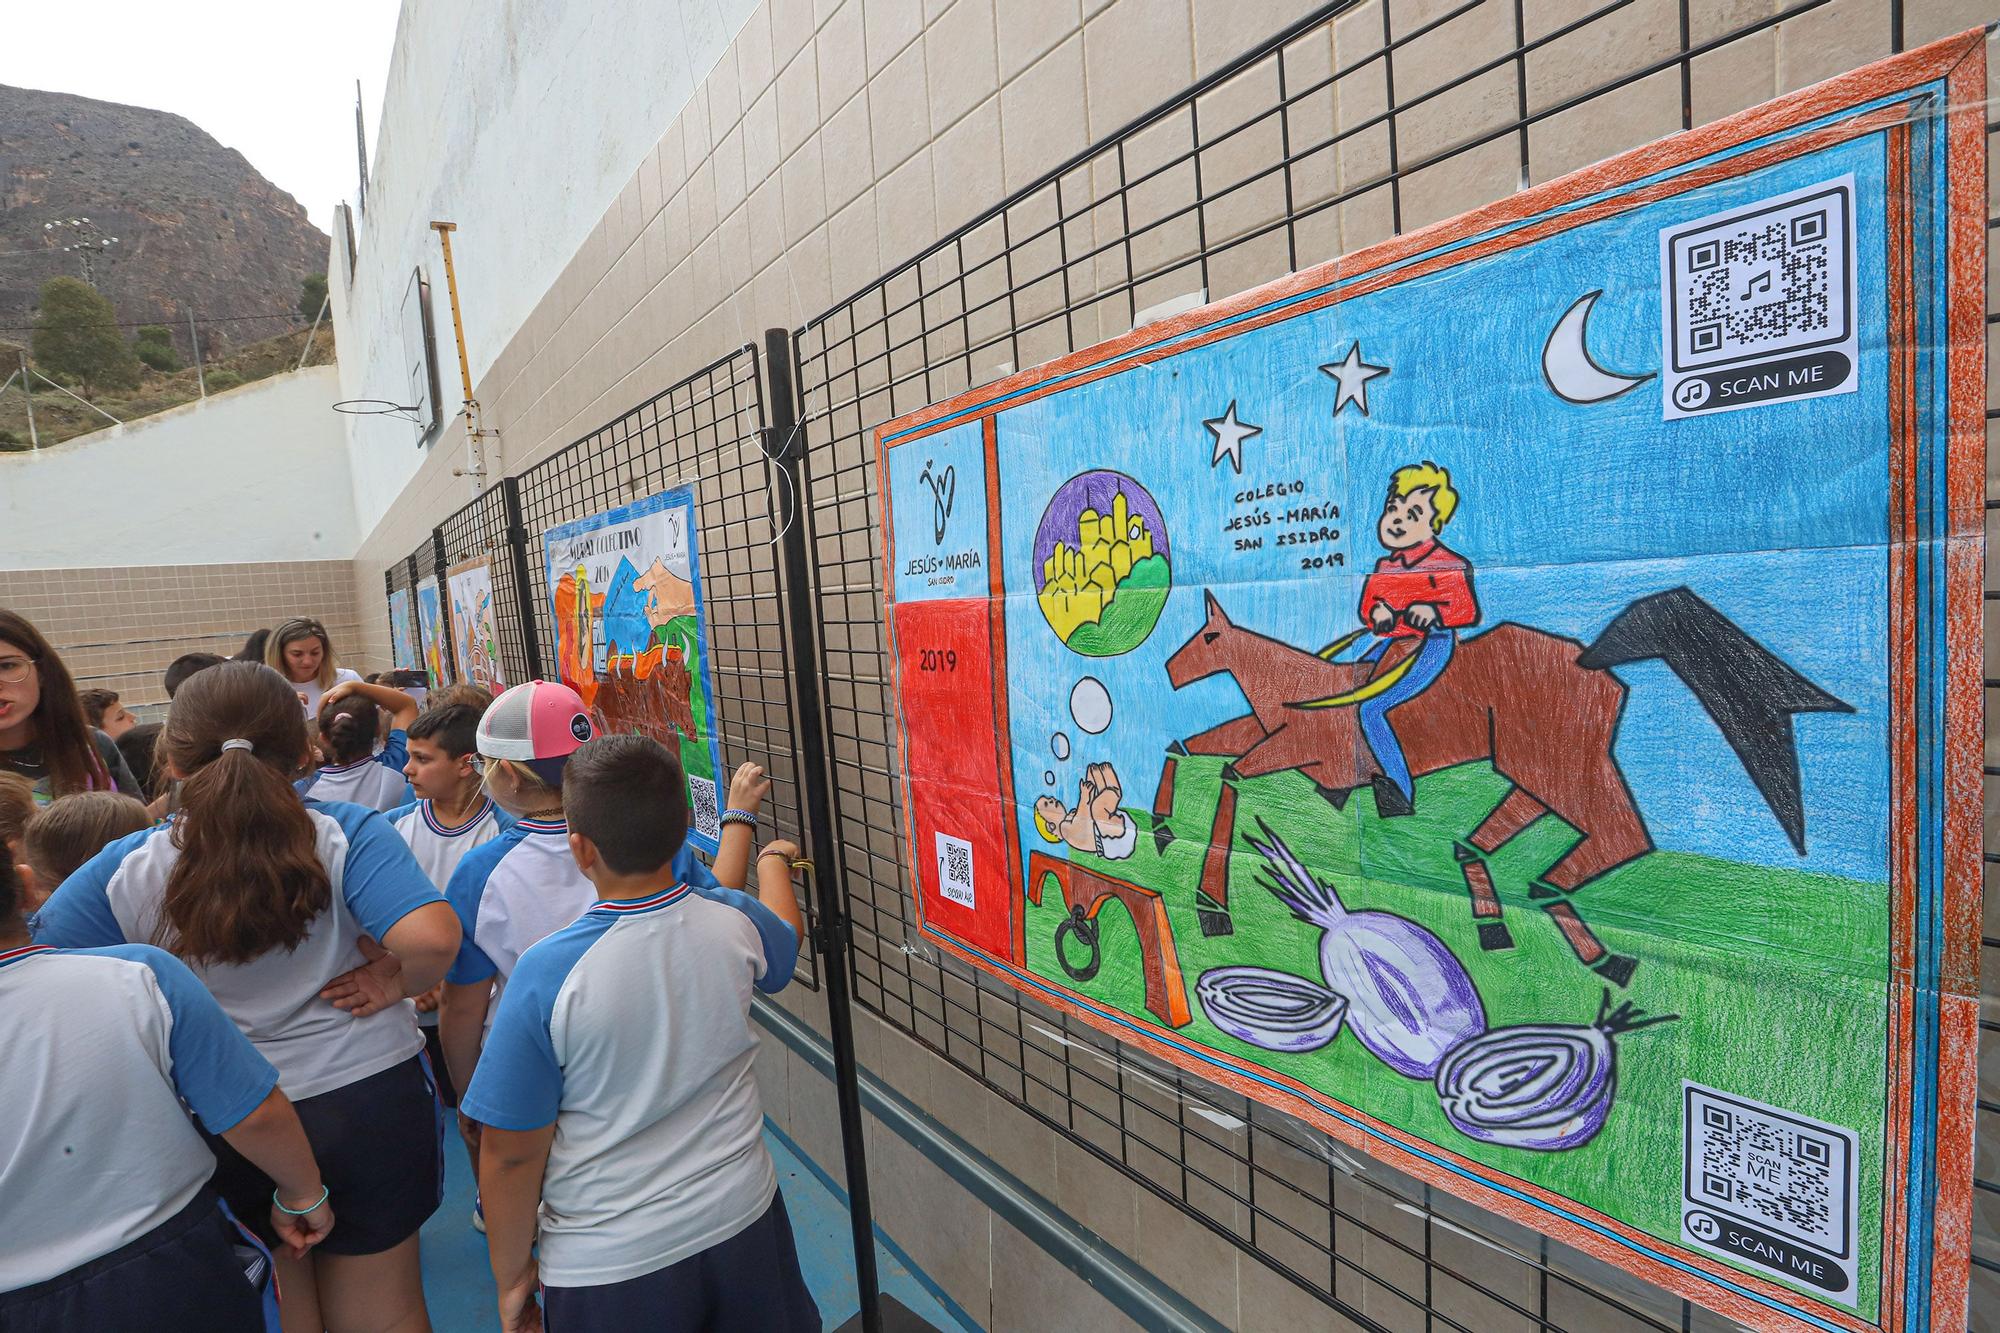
543, 483, 725, 852
446, 555, 506, 694
415, 575, 451, 688
388, 586, 419, 671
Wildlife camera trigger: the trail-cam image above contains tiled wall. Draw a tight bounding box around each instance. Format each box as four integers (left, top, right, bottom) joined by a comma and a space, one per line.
0, 562, 365, 712
338, 1, 1998, 1329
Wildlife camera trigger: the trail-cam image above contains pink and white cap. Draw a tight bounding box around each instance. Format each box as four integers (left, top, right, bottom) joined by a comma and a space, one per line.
476, 679, 595, 762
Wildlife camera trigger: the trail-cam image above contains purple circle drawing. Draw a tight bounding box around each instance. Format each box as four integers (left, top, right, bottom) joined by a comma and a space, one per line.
1032, 470, 1173, 656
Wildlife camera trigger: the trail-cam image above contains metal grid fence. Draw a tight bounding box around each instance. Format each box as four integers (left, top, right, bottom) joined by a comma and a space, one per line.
789, 3, 1998, 1330
507, 344, 818, 989
437, 484, 538, 691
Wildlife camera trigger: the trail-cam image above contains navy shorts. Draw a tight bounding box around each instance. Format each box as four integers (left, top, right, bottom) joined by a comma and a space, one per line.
541, 1189, 819, 1333
422, 1022, 458, 1107
207, 1054, 444, 1256
0, 1190, 276, 1332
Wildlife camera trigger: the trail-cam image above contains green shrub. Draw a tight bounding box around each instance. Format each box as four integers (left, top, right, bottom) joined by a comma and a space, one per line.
134, 340, 180, 372
203, 369, 243, 392
31, 277, 140, 393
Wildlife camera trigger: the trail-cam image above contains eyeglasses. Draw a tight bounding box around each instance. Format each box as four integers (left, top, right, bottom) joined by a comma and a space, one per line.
0, 657, 36, 685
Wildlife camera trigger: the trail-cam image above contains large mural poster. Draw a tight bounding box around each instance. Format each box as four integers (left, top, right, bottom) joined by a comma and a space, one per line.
446, 555, 505, 694
414, 576, 451, 688
876, 36, 1984, 1333
388, 586, 419, 671
544, 484, 725, 852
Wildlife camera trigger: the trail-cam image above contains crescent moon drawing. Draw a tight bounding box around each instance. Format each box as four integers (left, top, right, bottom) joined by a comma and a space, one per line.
1542, 290, 1653, 404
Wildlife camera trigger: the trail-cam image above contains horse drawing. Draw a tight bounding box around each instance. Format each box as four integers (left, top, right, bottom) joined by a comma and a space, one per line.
1151, 587, 1852, 985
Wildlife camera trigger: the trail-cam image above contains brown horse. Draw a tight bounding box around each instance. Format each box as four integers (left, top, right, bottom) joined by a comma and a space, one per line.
1150, 589, 1850, 986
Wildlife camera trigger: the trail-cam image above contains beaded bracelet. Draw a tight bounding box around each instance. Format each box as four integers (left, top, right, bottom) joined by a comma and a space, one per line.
719, 808, 758, 828
273, 1185, 329, 1216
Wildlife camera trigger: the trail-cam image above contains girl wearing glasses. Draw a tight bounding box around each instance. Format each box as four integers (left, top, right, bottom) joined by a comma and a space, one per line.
265, 619, 363, 718
0, 610, 142, 802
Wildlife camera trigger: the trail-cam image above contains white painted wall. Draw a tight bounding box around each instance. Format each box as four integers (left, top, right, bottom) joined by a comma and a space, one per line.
0, 366, 359, 570
332, 0, 756, 540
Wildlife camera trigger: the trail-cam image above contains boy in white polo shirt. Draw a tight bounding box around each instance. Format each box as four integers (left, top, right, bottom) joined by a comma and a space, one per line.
462, 734, 815, 1332
383, 698, 508, 1106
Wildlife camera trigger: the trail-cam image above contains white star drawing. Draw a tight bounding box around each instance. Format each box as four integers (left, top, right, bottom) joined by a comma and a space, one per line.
1203, 400, 1263, 474
1320, 342, 1389, 416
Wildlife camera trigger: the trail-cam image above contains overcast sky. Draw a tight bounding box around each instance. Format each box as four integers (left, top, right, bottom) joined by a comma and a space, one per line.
0, 0, 404, 233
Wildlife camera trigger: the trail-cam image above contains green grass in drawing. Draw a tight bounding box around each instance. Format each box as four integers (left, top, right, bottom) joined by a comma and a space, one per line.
1020, 757, 1889, 1317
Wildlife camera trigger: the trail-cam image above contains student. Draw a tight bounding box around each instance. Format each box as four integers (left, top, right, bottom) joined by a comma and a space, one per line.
0, 771, 34, 857
116, 722, 164, 802
465, 734, 813, 1333
311, 681, 418, 812
31, 661, 462, 1333
0, 610, 142, 801
78, 688, 139, 740
238, 627, 273, 664
164, 652, 227, 700
384, 700, 511, 1107
266, 618, 363, 718
436, 682, 769, 1222
18, 791, 152, 911
0, 852, 335, 1330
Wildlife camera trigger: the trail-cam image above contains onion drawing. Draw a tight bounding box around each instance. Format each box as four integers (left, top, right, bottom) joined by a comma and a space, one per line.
1434, 991, 1677, 1151
1247, 819, 1485, 1079
1196, 966, 1347, 1052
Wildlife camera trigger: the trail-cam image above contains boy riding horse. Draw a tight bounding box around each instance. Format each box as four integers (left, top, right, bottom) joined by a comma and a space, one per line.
1328, 462, 1478, 816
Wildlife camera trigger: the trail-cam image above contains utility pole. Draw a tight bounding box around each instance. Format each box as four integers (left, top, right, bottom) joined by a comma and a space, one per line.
355, 81, 370, 214
429, 221, 491, 495
19, 351, 37, 448
43, 217, 119, 285
186, 307, 205, 398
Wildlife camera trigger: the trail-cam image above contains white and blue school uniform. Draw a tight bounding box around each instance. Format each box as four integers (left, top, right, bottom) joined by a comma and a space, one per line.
443, 816, 718, 1028
386, 795, 509, 1100
459, 883, 808, 1313
385, 795, 508, 891
309, 729, 412, 812
31, 800, 451, 1255
0, 943, 282, 1329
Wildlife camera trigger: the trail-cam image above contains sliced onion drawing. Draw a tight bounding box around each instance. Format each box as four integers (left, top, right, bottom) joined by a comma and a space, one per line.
1247, 819, 1485, 1078
1197, 966, 1347, 1052
1434, 992, 1677, 1151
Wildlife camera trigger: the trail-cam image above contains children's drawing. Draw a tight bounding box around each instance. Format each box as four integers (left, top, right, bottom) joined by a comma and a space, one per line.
388, 586, 419, 671
1543, 290, 1653, 403
445, 555, 505, 693
543, 484, 725, 851
875, 35, 1986, 1332
415, 576, 449, 688
1033, 762, 1135, 859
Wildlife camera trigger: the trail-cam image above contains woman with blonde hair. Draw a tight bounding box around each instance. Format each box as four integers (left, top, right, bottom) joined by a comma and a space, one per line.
265, 619, 363, 718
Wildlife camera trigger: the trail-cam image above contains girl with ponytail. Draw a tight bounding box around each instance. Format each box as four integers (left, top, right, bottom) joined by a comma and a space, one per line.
32, 660, 461, 1333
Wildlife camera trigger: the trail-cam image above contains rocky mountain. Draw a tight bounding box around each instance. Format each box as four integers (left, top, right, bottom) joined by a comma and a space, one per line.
0, 84, 329, 357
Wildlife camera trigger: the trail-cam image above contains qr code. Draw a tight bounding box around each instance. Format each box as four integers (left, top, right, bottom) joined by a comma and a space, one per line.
1683, 1082, 1853, 1258
935, 832, 975, 909
687, 776, 720, 841
1664, 181, 1851, 372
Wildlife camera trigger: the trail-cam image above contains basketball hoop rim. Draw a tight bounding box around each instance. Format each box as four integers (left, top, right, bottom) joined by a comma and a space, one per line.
332, 398, 422, 419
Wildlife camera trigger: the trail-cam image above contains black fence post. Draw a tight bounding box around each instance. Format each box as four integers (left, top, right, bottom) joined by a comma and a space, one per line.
761, 327, 891, 1333
430, 528, 455, 683
501, 474, 544, 680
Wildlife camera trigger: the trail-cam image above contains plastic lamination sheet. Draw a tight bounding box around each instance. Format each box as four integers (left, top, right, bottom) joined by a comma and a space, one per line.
446, 554, 506, 694
414, 575, 450, 689
388, 585, 419, 672
872, 34, 1987, 1333
543, 483, 727, 853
